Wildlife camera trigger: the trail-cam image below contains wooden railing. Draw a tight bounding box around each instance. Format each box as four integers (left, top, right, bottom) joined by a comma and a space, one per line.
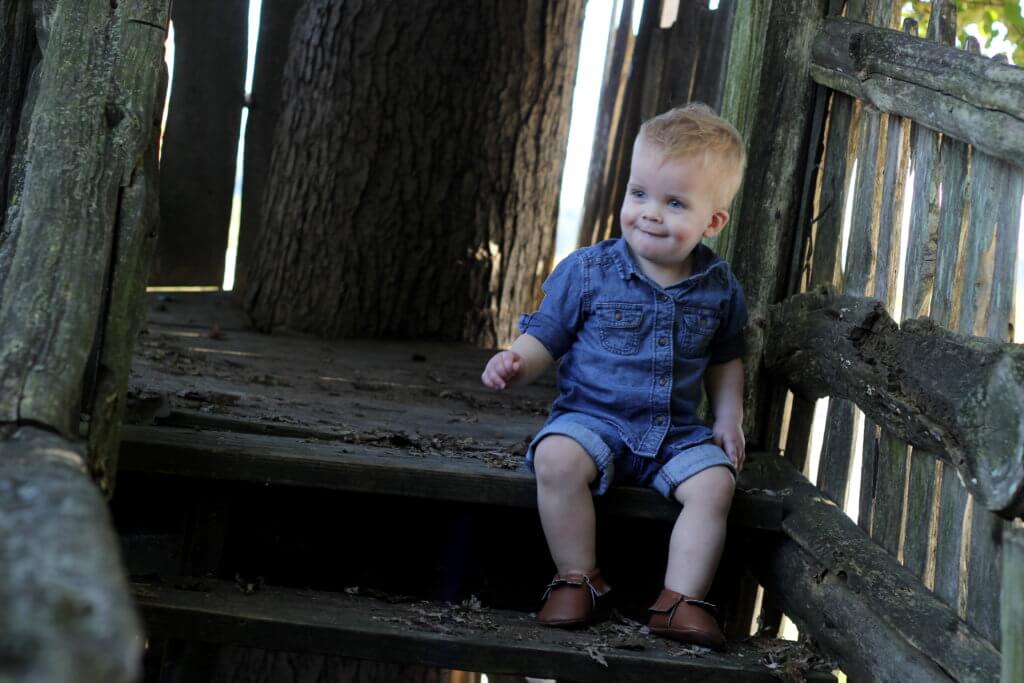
782, 0, 1023, 652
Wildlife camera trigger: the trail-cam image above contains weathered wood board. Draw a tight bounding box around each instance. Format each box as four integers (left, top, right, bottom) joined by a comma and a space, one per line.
133, 577, 836, 683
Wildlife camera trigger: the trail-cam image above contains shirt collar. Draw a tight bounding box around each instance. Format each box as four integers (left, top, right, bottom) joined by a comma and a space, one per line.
610, 238, 725, 285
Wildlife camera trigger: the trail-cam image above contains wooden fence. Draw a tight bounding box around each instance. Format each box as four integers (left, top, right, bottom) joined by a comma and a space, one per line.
783, 0, 1023, 650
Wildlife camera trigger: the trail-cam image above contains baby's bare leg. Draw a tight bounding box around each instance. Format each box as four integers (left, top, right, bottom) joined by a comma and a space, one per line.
665, 465, 735, 598
533, 435, 599, 575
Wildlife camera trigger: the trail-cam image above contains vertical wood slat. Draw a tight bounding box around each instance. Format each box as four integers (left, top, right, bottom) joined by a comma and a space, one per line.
931, 33, 979, 614
589, 0, 661, 245
235, 0, 303, 298
1003, 523, 1024, 683
150, 0, 248, 286
0, 0, 35, 219
691, 0, 736, 111
897, 68, 943, 581
705, 0, 773, 263
860, 104, 910, 537
578, 0, 635, 249
964, 153, 1023, 647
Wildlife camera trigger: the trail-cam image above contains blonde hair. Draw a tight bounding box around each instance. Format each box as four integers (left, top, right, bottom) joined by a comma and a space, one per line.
639, 103, 747, 209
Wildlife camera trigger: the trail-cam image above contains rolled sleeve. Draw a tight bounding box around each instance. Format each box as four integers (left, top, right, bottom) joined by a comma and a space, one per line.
709, 272, 748, 365
518, 253, 582, 359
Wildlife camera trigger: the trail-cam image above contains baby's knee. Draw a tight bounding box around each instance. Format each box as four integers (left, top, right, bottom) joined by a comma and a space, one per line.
533, 435, 597, 487
675, 465, 735, 514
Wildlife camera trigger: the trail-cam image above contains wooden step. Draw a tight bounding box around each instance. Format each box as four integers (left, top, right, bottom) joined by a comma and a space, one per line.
120, 423, 782, 529
133, 578, 834, 682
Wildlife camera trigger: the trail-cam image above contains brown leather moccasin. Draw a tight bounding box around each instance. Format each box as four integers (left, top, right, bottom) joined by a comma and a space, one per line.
647, 588, 726, 649
536, 568, 612, 627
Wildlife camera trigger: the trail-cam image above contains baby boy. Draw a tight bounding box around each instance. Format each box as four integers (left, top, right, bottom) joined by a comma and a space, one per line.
481, 103, 747, 649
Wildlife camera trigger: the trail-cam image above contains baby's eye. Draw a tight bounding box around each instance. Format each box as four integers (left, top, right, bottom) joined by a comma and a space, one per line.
668, 198, 685, 209
630, 189, 646, 199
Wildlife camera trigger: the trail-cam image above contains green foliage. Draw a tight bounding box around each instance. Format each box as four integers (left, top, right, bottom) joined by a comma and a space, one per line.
902, 0, 1024, 64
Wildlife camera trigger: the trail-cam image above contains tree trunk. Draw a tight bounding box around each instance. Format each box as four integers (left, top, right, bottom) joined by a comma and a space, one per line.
241, 0, 584, 347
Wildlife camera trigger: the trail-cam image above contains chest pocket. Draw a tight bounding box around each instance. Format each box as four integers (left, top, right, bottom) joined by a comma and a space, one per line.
595, 302, 644, 355
679, 308, 720, 357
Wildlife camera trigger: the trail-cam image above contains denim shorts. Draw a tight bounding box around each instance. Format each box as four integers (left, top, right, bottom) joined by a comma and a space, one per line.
524, 413, 735, 498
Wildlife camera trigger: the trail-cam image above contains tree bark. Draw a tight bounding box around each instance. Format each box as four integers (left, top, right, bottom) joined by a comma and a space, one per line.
241, 0, 584, 347
764, 287, 1024, 517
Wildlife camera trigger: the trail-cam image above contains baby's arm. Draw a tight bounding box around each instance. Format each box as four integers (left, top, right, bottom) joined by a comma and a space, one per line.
481, 334, 554, 391
704, 358, 745, 470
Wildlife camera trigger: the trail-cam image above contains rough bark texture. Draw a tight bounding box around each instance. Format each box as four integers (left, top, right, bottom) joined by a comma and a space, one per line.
811, 17, 1024, 168
749, 454, 1000, 683
241, 0, 583, 347
764, 287, 1024, 517
0, 428, 143, 682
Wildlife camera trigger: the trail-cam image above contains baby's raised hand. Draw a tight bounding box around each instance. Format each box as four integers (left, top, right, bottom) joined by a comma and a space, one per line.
481, 350, 523, 391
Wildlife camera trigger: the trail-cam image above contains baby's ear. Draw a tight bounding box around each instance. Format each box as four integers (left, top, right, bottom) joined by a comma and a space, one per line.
703, 209, 730, 238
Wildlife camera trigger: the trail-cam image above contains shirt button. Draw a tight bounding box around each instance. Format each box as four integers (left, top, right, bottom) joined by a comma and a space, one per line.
614, 310, 622, 321
659, 294, 669, 302
659, 377, 667, 386
655, 415, 665, 425
657, 337, 668, 347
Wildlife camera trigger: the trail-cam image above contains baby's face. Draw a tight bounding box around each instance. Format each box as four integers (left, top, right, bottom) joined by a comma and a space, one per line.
620, 138, 727, 279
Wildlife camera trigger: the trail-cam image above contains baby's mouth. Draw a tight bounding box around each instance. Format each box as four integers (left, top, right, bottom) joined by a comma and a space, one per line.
638, 226, 667, 238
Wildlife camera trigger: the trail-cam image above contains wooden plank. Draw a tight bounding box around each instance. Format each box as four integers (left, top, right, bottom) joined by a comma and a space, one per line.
967, 505, 1003, 646
751, 454, 1001, 683
1003, 524, 1024, 682
150, 0, 248, 286
964, 150, 1022, 647
816, 80, 883, 504
728, 0, 827, 447
986, 165, 1023, 340
933, 467, 968, 608
589, 0, 660, 245
691, 0, 736, 111
861, 105, 909, 534
929, 31, 975, 610
0, 0, 34, 221
577, 0, 634, 248
895, 18, 943, 576
809, 17, 1024, 168
119, 426, 783, 530
133, 578, 831, 682
872, 431, 907, 555
783, 86, 855, 472
705, 0, 772, 263
234, 0, 304, 296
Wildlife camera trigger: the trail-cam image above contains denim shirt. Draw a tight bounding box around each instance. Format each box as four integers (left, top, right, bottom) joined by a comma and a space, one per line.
519, 238, 747, 458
